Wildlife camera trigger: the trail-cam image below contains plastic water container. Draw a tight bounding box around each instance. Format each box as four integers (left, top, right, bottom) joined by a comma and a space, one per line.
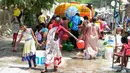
36, 50, 46, 65
105, 39, 114, 60
105, 46, 114, 60
107, 40, 114, 45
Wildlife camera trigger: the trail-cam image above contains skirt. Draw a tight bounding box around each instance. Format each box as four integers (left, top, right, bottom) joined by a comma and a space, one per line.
22, 39, 36, 61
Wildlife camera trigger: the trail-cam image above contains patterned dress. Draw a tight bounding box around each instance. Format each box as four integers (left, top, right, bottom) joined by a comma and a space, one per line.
45, 27, 62, 68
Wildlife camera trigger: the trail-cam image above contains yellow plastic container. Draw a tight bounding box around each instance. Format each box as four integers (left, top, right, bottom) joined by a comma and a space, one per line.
13, 8, 21, 17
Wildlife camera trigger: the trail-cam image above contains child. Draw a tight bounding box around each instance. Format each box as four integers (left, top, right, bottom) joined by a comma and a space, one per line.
40, 25, 48, 50
14, 25, 39, 69
35, 25, 42, 43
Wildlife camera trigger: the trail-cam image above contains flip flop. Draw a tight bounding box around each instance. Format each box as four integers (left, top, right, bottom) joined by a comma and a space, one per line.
41, 69, 47, 73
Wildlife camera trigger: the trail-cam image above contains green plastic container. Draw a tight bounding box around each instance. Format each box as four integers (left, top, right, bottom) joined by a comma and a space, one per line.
62, 42, 68, 51
67, 42, 74, 51
68, 22, 72, 28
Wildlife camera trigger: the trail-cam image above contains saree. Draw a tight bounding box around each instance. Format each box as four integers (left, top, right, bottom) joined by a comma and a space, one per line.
45, 27, 62, 68
83, 23, 99, 59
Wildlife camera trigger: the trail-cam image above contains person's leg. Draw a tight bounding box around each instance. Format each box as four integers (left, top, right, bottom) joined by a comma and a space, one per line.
114, 57, 120, 63
71, 30, 79, 48
41, 66, 47, 73
70, 30, 75, 48
114, 46, 124, 63
124, 56, 129, 67
26, 56, 32, 68
31, 54, 37, 67
53, 57, 59, 72
17, 16, 21, 24
74, 31, 79, 48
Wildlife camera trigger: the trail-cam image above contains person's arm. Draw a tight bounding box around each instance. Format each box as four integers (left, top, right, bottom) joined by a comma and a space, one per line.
78, 24, 83, 28
14, 33, 23, 50
31, 29, 39, 46
105, 23, 110, 30
41, 32, 48, 46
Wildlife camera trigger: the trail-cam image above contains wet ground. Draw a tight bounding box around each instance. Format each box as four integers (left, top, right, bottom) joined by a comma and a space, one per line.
0, 36, 130, 73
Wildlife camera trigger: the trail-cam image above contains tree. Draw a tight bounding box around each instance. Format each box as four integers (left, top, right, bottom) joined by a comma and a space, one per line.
1, 0, 55, 13
0, 0, 56, 27
56, 0, 113, 8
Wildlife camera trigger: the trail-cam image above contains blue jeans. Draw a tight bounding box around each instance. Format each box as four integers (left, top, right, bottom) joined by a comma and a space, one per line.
26, 55, 36, 68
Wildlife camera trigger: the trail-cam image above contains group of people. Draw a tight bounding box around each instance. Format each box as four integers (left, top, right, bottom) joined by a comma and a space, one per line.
13, 14, 67, 73
13, 11, 111, 73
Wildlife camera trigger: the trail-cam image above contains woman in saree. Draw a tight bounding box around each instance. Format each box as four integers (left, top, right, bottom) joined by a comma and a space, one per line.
83, 17, 99, 59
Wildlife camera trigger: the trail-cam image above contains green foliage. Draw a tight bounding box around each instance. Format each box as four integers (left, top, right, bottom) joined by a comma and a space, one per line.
1, 0, 56, 27
103, 41, 107, 45
1, 0, 55, 13
56, 0, 114, 8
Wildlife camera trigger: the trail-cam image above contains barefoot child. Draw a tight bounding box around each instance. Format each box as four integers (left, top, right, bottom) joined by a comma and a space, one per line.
14, 25, 39, 69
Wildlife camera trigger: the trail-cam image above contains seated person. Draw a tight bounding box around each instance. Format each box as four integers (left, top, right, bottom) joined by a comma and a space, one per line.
114, 32, 129, 67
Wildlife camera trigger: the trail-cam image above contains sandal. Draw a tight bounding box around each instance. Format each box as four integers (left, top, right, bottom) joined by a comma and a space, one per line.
41, 69, 47, 73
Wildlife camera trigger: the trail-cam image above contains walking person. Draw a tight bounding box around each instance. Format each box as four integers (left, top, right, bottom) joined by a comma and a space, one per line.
13, 25, 40, 69
41, 16, 69, 73
41, 27, 62, 73
70, 13, 81, 48
76, 16, 89, 58
83, 17, 99, 59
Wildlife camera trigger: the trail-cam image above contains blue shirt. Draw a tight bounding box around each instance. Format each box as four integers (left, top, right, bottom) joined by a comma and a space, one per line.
71, 15, 80, 31
40, 28, 48, 50
40, 28, 48, 33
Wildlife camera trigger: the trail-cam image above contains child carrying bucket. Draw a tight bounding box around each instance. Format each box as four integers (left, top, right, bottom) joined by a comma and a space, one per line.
13, 25, 40, 69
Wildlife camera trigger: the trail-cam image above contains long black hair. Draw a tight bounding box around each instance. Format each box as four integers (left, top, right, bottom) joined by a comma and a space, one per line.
47, 15, 56, 28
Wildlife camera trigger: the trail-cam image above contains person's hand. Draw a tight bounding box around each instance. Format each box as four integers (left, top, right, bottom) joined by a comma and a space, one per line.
13, 45, 17, 51
90, 35, 94, 38
38, 43, 42, 47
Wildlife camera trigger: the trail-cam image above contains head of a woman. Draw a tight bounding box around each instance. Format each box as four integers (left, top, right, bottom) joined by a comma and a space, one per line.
20, 25, 26, 31
55, 17, 61, 24
83, 16, 89, 27
91, 17, 97, 23
116, 28, 121, 34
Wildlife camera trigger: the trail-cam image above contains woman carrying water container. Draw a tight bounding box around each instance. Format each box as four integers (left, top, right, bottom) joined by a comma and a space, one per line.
13, 25, 40, 69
